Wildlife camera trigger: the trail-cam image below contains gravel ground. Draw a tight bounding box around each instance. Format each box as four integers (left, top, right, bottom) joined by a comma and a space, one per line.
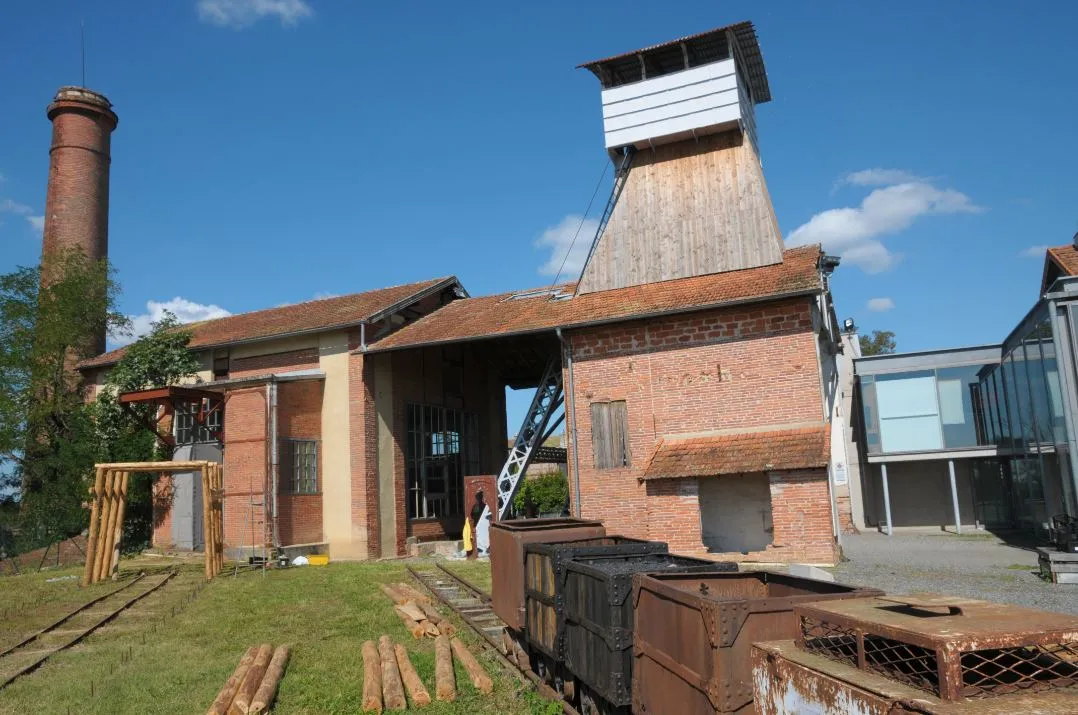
829, 531, 1078, 615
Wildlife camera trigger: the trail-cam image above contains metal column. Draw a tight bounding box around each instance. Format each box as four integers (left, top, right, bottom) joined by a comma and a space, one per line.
948, 459, 963, 535
881, 463, 893, 536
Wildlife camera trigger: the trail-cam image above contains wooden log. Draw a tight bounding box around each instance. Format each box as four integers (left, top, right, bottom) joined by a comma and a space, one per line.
394, 582, 432, 605
362, 640, 383, 713
209, 464, 222, 577
92, 470, 119, 584
393, 642, 431, 708
380, 583, 408, 605
248, 645, 290, 714
95, 460, 212, 470
417, 602, 455, 636
378, 636, 406, 711
109, 471, 130, 579
393, 606, 426, 639
434, 634, 455, 702
229, 643, 272, 715
82, 466, 107, 587
202, 466, 213, 581
397, 601, 427, 622
216, 464, 225, 574
450, 637, 493, 694
207, 646, 257, 715
424, 621, 440, 638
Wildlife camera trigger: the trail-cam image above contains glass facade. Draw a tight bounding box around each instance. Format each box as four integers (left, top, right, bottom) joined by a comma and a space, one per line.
858, 301, 1075, 532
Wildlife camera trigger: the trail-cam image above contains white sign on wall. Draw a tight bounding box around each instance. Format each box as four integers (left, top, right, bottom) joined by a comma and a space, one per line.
833, 463, 848, 486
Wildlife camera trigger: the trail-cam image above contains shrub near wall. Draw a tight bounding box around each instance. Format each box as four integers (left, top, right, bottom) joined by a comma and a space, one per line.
513, 471, 569, 517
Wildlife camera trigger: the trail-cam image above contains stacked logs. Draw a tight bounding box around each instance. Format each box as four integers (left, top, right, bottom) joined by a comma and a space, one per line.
207, 644, 291, 715
82, 461, 225, 586
380, 583, 455, 639
362, 634, 491, 712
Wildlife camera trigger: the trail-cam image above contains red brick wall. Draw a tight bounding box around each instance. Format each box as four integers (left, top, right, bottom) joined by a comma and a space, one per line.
222, 386, 268, 548
566, 297, 837, 564
231, 348, 319, 379
277, 380, 324, 545
348, 332, 379, 558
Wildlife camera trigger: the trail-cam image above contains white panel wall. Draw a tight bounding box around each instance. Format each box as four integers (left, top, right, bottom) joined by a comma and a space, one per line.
600, 59, 754, 149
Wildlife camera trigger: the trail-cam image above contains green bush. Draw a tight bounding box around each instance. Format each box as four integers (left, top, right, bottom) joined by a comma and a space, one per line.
513, 471, 568, 515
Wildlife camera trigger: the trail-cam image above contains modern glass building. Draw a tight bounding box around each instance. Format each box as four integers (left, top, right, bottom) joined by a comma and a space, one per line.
852, 243, 1078, 536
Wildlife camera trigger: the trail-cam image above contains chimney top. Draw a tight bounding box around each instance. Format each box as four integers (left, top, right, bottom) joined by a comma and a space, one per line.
47, 86, 117, 128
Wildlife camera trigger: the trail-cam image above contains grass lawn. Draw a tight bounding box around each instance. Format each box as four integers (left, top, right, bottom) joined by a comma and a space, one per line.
0, 557, 550, 715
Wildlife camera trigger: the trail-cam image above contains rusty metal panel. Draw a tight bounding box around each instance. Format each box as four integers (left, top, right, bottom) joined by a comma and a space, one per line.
632, 571, 882, 714
523, 536, 667, 661
752, 640, 1078, 714
797, 594, 1078, 701
489, 518, 604, 632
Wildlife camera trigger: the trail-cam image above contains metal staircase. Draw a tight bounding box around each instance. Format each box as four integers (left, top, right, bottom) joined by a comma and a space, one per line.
496, 358, 565, 519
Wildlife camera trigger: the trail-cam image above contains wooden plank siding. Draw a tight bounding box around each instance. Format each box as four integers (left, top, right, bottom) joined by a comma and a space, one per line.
577, 130, 784, 295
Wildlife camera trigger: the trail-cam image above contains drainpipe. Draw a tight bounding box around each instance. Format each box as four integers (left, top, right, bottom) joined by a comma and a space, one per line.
360, 321, 367, 352
557, 328, 583, 517
267, 378, 280, 549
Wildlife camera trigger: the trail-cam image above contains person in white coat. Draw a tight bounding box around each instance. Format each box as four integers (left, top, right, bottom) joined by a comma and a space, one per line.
472, 490, 492, 559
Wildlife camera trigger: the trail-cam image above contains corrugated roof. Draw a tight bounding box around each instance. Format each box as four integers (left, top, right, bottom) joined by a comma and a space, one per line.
641, 424, 830, 480
369, 245, 823, 352
78, 277, 457, 370
578, 21, 771, 104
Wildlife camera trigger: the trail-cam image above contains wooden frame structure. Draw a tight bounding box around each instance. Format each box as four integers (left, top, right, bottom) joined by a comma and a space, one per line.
82, 461, 224, 586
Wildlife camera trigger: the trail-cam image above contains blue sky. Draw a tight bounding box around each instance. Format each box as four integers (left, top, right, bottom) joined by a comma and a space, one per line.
2, 2, 1076, 367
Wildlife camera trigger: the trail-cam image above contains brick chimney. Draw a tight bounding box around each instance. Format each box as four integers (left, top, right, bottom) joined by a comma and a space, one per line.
40, 86, 118, 353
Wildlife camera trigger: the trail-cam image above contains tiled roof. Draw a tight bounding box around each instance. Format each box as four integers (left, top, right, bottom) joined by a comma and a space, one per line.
1046, 244, 1078, 276
640, 424, 830, 480
77, 277, 456, 370
370, 245, 823, 352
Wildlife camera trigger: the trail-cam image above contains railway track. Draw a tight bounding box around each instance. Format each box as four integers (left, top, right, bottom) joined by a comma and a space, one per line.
407, 563, 581, 715
0, 569, 176, 690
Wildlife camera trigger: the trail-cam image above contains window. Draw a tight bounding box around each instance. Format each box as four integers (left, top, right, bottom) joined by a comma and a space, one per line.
405, 404, 479, 519
284, 439, 318, 494
174, 400, 222, 445
212, 350, 230, 380
591, 401, 630, 469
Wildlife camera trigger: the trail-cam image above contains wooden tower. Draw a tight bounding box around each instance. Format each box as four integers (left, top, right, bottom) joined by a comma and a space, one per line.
576, 22, 783, 295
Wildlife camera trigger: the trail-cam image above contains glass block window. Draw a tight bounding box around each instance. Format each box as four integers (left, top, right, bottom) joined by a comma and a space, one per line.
174, 400, 222, 445
284, 439, 318, 494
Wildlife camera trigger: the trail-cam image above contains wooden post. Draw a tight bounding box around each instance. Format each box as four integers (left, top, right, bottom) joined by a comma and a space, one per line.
208, 646, 257, 715
249, 645, 290, 714
202, 465, 213, 581
109, 471, 130, 579
82, 466, 107, 587
230, 643, 272, 715
393, 642, 431, 707
214, 463, 224, 575
361, 640, 383, 713
379, 584, 408, 605
394, 583, 432, 605
434, 634, 455, 702
378, 635, 406, 710
450, 637, 493, 694
92, 470, 118, 584
417, 601, 455, 636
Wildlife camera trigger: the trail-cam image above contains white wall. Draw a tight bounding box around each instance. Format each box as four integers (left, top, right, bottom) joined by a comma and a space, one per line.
600, 59, 752, 150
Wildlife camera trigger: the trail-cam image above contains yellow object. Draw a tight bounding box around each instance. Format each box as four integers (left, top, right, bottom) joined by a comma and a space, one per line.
462, 519, 473, 552
307, 554, 329, 566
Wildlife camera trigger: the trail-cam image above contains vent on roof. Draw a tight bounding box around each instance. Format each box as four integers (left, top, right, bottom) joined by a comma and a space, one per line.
505, 288, 570, 302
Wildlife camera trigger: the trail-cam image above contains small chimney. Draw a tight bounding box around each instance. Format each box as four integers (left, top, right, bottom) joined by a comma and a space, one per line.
575, 22, 784, 294
40, 86, 118, 354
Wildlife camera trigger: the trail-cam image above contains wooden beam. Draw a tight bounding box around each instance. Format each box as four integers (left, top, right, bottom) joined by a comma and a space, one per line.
81, 466, 106, 588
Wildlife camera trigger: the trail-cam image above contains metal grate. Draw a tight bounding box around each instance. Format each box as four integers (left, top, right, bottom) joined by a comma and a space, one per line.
863, 635, 939, 694
960, 643, 1078, 698
800, 616, 858, 666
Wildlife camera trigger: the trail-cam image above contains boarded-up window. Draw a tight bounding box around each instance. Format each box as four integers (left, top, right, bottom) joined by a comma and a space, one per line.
591, 401, 630, 469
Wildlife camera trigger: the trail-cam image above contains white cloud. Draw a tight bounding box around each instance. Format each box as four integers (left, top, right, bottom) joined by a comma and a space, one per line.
842, 168, 927, 187
787, 177, 983, 273
536, 214, 600, 278
866, 297, 895, 312
196, 0, 312, 28
120, 297, 231, 344
1020, 245, 1050, 258
26, 216, 44, 232
0, 198, 33, 215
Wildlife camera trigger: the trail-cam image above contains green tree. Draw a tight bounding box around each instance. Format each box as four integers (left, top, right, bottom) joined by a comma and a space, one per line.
0, 250, 127, 549
92, 313, 201, 550
859, 330, 897, 356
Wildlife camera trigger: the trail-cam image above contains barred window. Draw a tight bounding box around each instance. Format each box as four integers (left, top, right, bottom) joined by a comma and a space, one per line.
284, 439, 318, 494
